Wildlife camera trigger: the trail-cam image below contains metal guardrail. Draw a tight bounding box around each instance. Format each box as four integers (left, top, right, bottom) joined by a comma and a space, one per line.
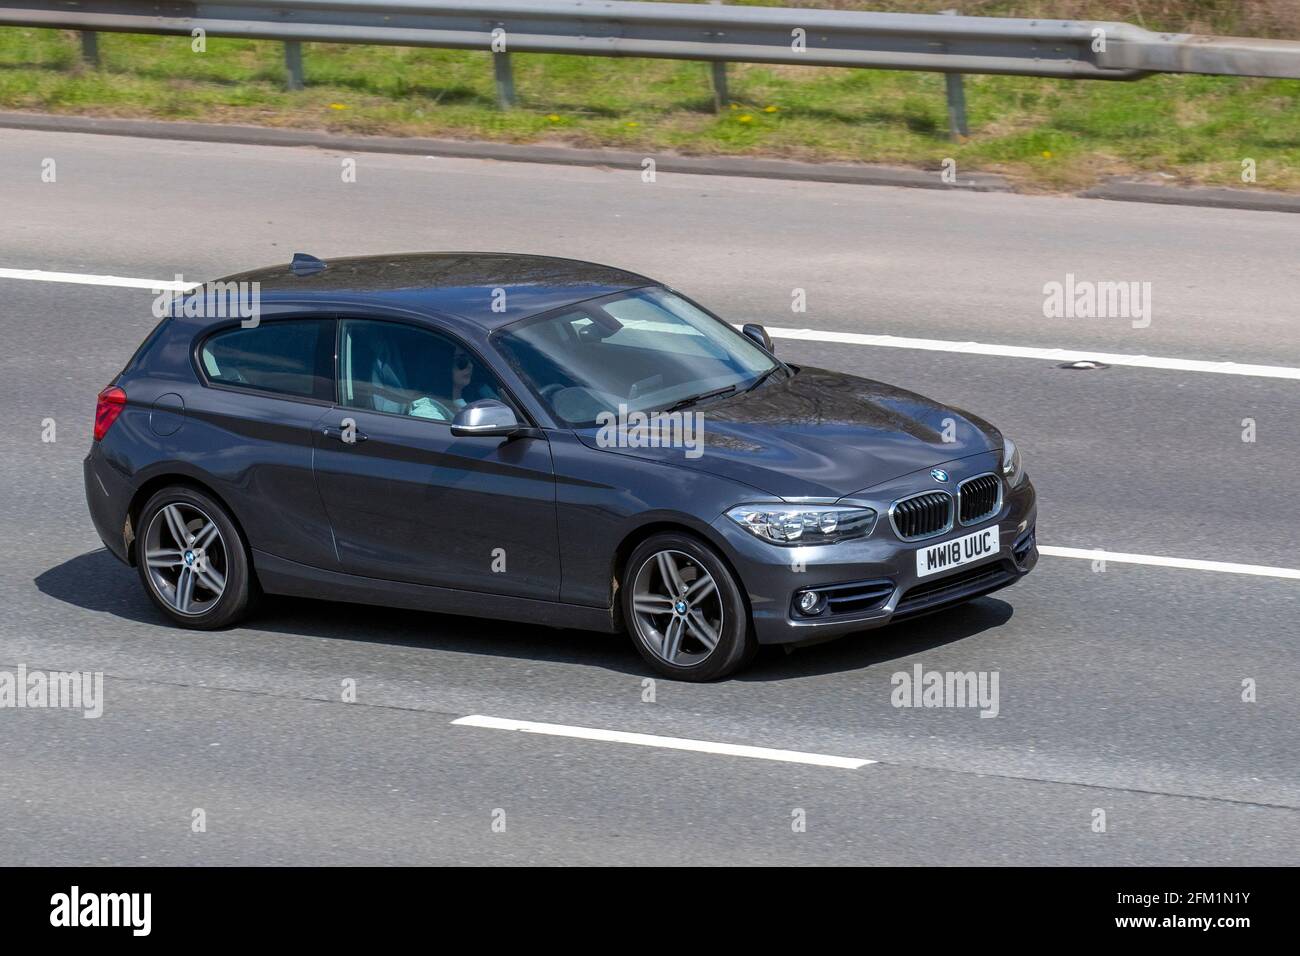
1, 0, 1297, 137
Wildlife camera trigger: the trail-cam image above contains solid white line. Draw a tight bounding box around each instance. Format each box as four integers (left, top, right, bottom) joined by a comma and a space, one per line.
764, 327, 1300, 381
451, 715, 875, 769
0, 268, 196, 291
1039, 546, 1300, 580
0, 268, 1294, 381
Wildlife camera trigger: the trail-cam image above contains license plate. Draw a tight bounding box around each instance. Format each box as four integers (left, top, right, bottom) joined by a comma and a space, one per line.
915, 525, 1000, 578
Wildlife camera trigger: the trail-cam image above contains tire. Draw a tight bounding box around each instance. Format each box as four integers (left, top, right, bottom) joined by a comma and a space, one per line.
134, 485, 254, 629
621, 532, 756, 681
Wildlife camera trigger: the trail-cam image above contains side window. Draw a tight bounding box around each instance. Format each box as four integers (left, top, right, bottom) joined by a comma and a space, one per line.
338, 319, 505, 423
200, 319, 334, 402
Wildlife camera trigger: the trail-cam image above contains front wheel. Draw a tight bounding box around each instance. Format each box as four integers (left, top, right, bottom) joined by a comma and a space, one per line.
135, 485, 254, 629
622, 533, 755, 681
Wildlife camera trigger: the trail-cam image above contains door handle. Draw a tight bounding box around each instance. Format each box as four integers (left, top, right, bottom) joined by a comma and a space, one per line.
322, 424, 368, 444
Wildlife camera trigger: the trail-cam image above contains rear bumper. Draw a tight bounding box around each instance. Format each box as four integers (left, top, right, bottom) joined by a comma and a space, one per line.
714, 473, 1037, 645
84, 446, 133, 565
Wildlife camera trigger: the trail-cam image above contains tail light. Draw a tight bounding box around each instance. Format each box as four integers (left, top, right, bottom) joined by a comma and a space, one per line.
94, 386, 127, 441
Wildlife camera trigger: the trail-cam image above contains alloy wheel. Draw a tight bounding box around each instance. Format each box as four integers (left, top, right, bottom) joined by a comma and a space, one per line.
143, 501, 228, 616
630, 549, 724, 667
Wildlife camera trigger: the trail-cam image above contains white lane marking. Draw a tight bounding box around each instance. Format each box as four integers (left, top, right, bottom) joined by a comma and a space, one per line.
0, 267, 196, 291
452, 715, 875, 769
1039, 546, 1300, 580
764, 327, 1300, 381
0, 268, 1295, 381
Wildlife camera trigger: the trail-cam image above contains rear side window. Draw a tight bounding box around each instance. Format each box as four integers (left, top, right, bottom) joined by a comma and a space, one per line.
199, 319, 334, 402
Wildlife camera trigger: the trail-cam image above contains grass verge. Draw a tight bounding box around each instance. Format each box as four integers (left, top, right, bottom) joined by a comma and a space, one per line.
1, 25, 1296, 193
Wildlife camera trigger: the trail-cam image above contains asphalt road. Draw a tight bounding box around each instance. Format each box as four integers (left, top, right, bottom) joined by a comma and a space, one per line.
0, 129, 1297, 865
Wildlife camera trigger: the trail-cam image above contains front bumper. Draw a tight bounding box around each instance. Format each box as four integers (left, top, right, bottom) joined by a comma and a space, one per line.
712, 459, 1037, 645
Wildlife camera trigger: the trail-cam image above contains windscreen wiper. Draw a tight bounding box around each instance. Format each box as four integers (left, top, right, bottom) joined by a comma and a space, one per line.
660, 385, 737, 413
744, 365, 784, 394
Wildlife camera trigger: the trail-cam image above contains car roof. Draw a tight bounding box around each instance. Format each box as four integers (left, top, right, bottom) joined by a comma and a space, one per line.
214, 252, 657, 329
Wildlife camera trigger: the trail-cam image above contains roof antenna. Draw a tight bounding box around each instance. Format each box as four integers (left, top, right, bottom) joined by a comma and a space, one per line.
290, 252, 327, 276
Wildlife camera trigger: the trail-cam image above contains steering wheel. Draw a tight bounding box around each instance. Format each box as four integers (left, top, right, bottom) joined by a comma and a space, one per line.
367, 380, 413, 414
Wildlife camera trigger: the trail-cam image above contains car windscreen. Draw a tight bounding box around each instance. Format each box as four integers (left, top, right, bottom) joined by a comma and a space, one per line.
494, 288, 777, 428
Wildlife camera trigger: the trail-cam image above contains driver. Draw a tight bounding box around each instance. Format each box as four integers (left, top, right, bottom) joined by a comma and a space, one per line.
409, 346, 474, 421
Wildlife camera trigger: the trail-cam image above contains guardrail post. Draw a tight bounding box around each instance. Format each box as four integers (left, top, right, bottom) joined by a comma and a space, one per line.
944, 72, 969, 139
79, 31, 99, 68
709, 0, 728, 111
493, 52, 517, 108
941, 10, 969, 140
710, 61, 729, 112
284, 40, 305, 91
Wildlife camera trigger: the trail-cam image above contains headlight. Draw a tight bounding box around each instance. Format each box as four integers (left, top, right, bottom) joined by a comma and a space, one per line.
1001, 438, 1026, 487
726, 504, 876, 546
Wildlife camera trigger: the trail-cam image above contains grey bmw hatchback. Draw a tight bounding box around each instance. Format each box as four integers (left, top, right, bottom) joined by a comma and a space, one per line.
85, 252, 1037, 680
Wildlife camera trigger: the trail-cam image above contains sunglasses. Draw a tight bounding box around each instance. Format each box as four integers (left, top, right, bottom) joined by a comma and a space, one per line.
453, 353, 471, 370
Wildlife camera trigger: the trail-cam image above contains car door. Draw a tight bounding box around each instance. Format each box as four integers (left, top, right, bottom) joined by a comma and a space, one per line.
193, 316, 339, 570
311, 316, 561, 601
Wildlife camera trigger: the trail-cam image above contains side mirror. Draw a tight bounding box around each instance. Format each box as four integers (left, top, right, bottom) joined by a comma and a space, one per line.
742, 323, 774, 354
451, 399, 521, 438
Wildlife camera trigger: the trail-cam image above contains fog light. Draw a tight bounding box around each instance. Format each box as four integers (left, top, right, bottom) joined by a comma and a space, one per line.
798, 591, 821, 614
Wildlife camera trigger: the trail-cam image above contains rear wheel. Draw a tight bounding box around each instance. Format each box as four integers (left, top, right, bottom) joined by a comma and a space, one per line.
135, 485, 253, 629
622, 533, 755, 681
